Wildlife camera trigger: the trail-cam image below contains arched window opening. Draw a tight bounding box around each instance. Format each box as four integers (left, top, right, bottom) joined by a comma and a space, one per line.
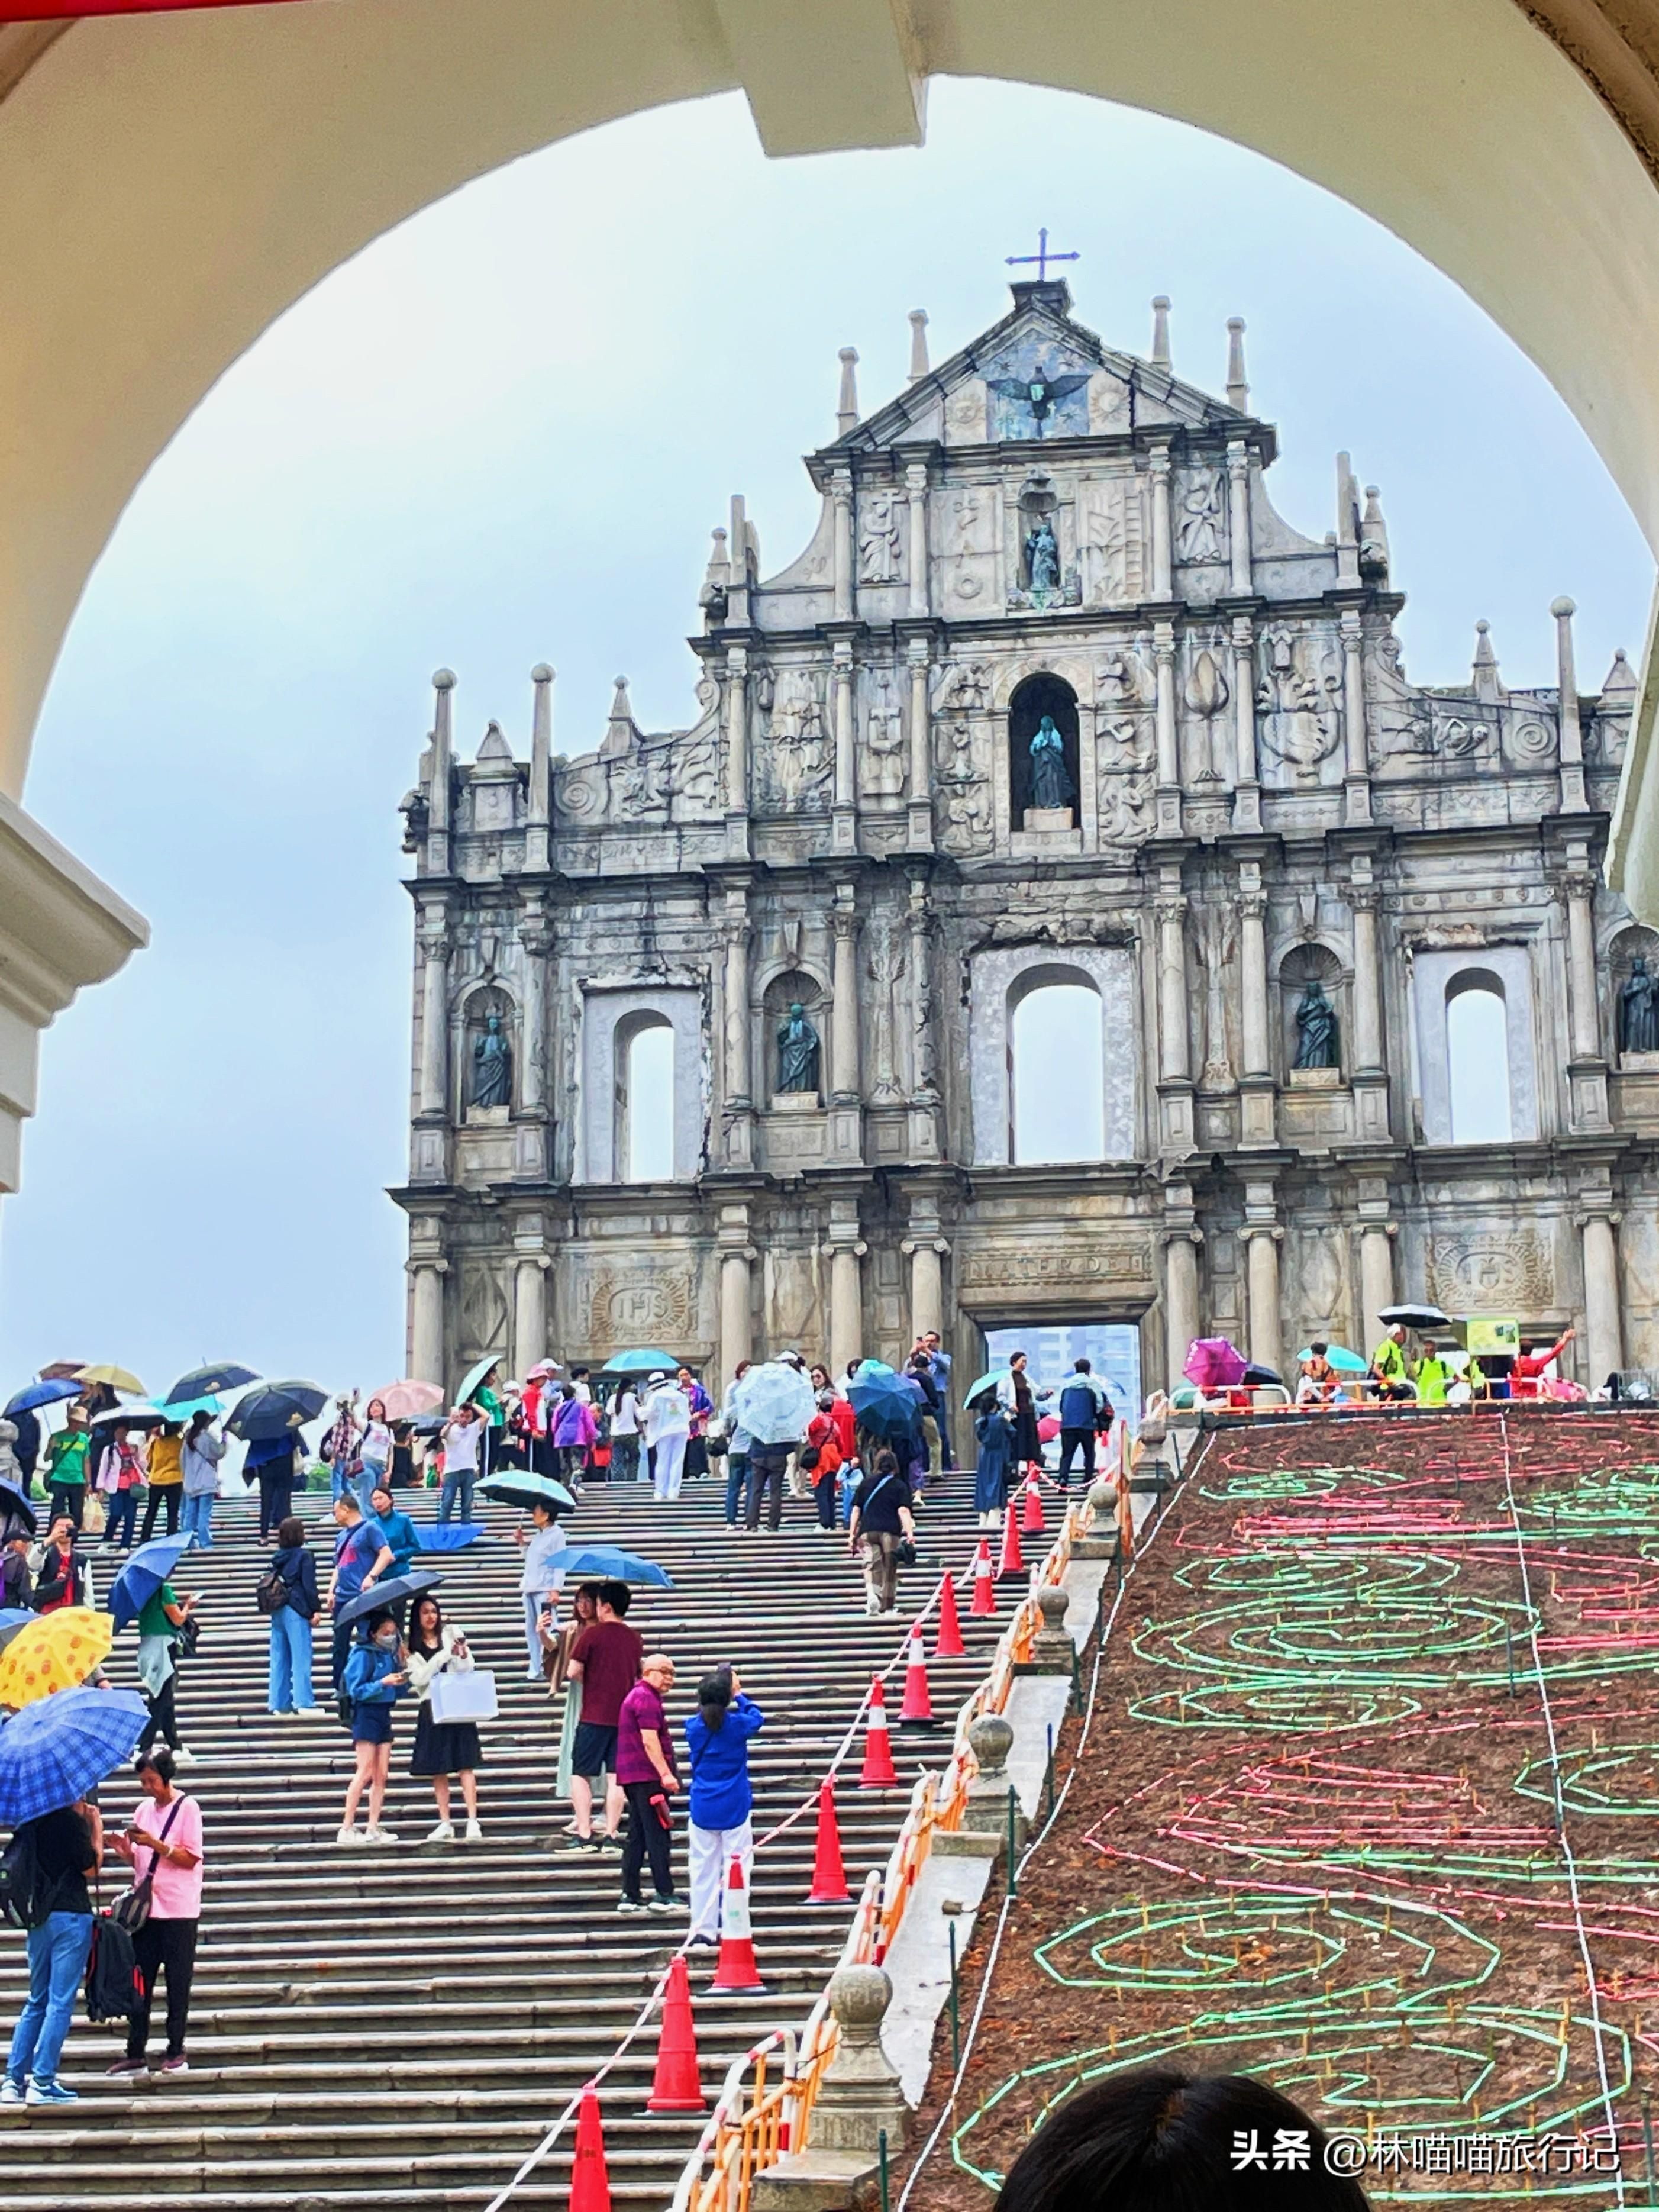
1009, 976, 1104, 1163
617, 1016, 674, 1182
1008, 672, 1080, 827
1446, 973, 1512, 1143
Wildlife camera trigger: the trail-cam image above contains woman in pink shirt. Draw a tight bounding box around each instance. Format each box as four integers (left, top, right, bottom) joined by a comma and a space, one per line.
106, 1749, 204, 2077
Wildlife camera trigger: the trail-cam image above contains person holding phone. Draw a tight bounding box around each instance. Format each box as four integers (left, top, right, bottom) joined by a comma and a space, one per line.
683, 1665, 763, 1947
105, 1749, 204, 2078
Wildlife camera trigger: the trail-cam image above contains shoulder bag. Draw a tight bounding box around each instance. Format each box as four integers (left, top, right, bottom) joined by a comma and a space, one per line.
109, 1795, 187, 1934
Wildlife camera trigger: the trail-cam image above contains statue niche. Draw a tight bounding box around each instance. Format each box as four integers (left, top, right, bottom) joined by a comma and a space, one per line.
1613, 927, 1659, 1058
764, 969, 825, 1106
1009, 673, 1080, 833
1278, 944, 1345, 1081
464, 990, 515, 1117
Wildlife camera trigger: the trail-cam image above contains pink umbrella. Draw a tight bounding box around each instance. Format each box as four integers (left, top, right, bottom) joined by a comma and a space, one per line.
1183, 1338, 1248, 1391
373, 1380, 444, 1422
1037, 1414, 1061, 1443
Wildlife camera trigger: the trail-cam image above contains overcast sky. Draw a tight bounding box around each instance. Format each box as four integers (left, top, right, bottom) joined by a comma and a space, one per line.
0, 78, 1649, 1402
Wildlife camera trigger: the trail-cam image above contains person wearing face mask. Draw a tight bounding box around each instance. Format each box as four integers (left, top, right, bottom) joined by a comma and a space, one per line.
337, 1611, 408, 1847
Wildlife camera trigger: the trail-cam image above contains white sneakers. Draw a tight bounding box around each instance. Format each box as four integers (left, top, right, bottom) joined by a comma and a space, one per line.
335, 1825, 366, 1847
364, 1826, 398, 1846
338, 1823, 399, 1846
464, 1818, 483, 1843
171, 1748, 199, 1770
425, 1820, 456, 1844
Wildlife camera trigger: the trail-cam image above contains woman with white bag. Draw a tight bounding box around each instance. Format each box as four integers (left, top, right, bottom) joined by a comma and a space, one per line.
405, 1592, 488, 1843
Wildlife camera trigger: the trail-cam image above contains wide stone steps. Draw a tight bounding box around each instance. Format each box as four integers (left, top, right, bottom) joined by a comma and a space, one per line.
0, 1470, 1006, 2204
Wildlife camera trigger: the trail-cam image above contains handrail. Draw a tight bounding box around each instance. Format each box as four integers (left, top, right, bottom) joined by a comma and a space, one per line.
676, 1485, 1097, 2212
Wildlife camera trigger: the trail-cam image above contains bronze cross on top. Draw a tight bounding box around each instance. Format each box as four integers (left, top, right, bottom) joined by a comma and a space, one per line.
1005, 227, 1080, 283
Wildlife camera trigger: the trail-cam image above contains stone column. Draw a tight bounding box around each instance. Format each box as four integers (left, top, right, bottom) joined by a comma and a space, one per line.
905, 460, 929, 617
832, 469, 854, 622
1243, 1218, 1283, 1376
908, 1240, 946, 1343
1566, 868, 1601, 1061
1163, 1226, 1201, 1393
424, 668, 454, 877
1581, 1210, 1623, 1383
1554, 596, 1588, 814
1149, 444, 1173, 598
512, 1251, 550, 1374
724, 642, 749, 817
1351, 886, 1383, 1071
514, 900, 552, 1180
1154, 620, 1181, 835
827, 1197, 867, 1377
828, 882, 863, 1165
721, 891, 754, 1171
1231, 614, 1260, 832
1237, 878, 1274, 1144
416, 896, 450, 1120
831, 640, 857, 853
1341, 609, 1371, 825
409, 1256, 447, 1389
525, 662, 553, 873
718, 1203, 756, 1383
905, 633, 932, 852
1359, 1220, 1395, 1356
1226, 439, 1252, 596
1156, 892, 1190, 1084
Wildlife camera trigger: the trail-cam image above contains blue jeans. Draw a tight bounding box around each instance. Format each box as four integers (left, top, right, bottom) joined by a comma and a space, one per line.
103, 1488, 138, 1546
269, 1606, 315, 1711
723, 1452, 752, 1524
180, 1492, 214, 1550
7, 1911, 93, 2088
440, 1469, 476, 1524
357, 1458, 387, 1514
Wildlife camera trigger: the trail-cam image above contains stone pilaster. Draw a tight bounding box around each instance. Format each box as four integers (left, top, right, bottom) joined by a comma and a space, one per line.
717, 1203, 757, 1384
905, 631, 932, 853
1348, 866, 1390, 1141
1149, 442, 1173, 598
906, 871, 941, 1159
1580, 1205, 1624, 1384
1155, 876, 1195, 1150
719, 888, 754, 1171
511, 1228, 551, 1375
408, 1237, 448, 1390
514, 896, 553, 1180
1355, 1177, 1396, 1355
1341, 609, 1371, 826
412, 892, 451, 1183
1153, 621, 1181, 836
905, 459, 929, 617
828, 882, 863, 1164
1562, 856, 1612, 1131
827, 1195, 867, 1378
1231, 613, 1260, 833
1226, 438, 1252, 596
1161, 1183, 1202, 1392
831, 638, 857, 855
831, 468, 854, 622
724, 642, 751, 860
1237, 872, 1274, 1146
1242, 1176, 1283, 1375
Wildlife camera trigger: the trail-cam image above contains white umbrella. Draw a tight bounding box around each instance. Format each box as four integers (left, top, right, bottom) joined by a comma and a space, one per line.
732, 1361, 815, 1445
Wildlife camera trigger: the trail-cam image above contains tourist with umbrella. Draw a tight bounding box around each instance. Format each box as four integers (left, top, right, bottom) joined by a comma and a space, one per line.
227, 1381, 328, 1537
719, 1361, 754, 1526
973, 1391, 1016, 1529
732, 1360, 815, 1532
997, 1351, 1051, 1481
0, 1687, 147, 2103
516, 1495, 568, 1683
336, 1604, 410, 1847
456, 1355, 506, 1478
609, 1375, 644, 1485
119, 1544, 199, 1769
325, 1492, 395, 1692
179, 1410, 225, 1552
1369, 1321, 1412, 1401
162, 1363, 259, 1410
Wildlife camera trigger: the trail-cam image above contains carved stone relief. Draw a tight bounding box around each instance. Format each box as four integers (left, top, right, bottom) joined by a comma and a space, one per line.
1174, 466, 1227, 565
1427, 1229, 1554, 1313
759, 665, 831, 808
1076, 476, 1142, 606
584, 1265, 699, 1349
861, 666, 906, 799
866, 918, 906, 1101
1183, 630, 1233, 786
858, 489, 903, 584
1257, 626, 1341, 786
940, 484, 998, 607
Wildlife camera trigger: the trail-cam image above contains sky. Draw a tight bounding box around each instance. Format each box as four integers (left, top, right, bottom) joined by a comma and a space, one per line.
0, 76, 1650, 1403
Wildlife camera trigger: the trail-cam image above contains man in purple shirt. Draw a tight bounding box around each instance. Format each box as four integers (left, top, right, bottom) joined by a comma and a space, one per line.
615, 1653, 681, 1914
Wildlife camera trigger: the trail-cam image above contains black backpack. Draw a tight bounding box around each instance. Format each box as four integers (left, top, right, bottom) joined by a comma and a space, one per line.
0, 1824, 45, 1930
255, 1559, 288, 1616
83, 1914, 141, 2023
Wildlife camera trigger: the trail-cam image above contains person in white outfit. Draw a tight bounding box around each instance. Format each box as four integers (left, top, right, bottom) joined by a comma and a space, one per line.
682, 1667, 764, 1947
642, 1373, 691, 1501
515, 1501, 567, 1682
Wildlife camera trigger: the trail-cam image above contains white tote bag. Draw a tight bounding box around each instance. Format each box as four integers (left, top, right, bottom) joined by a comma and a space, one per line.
430, 1668, 498, 1724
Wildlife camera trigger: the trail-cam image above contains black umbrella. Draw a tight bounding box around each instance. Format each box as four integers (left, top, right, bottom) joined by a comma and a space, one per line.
164, 1363, 260, 1405
0, 1479, 37, 1538
1241, 1362, 1284, 1388
335, 1569, 442, 1628
1378, 1304, 1450, 1332
225, 1381, 329, 1443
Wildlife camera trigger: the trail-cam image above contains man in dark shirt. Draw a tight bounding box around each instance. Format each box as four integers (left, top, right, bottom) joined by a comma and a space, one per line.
324, 1494, 393, 1691
847, 1449, 917, 1617
2, 1796, 100, 2105
563, 1581, 644, 1852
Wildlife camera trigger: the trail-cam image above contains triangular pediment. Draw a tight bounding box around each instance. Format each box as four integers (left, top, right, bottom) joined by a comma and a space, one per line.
828, 281, 1254, 454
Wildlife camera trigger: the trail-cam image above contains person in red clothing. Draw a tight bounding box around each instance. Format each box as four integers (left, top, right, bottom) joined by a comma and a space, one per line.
802, 1395, 845, 1533
561, 1581, 643, 1853
614, 1653, 681, 1914
1510, 1326, 1576, 1400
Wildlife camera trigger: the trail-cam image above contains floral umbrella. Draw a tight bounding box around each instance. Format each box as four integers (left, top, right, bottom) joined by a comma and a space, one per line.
0, 1608, 114, 1709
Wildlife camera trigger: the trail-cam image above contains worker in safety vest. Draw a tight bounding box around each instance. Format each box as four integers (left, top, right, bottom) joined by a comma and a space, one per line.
1370, 1324, 1411, 1401
1412, 1342, 1454, 1405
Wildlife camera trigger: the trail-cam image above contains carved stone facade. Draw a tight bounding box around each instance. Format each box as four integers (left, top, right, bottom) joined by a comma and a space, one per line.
390, 278, 1657, 1396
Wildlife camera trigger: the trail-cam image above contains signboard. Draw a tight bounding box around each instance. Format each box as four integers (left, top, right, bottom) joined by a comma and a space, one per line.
1460, 1315, 1521, 1357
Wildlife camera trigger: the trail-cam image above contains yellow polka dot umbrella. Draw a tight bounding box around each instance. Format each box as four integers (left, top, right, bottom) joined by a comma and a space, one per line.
0, 1608, 114, 1709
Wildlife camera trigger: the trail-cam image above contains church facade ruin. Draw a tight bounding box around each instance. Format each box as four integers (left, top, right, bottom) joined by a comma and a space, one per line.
393, 277, 1658, 1397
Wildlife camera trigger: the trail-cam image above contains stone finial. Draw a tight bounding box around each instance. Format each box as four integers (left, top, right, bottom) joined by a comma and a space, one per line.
1553, 596, 1584, 795
966, 1710, 1013, 1782
908, 309, 930, 383
804, 1965, 906, 2157
1087, 1476, 1116, 1523
1471, 620, 1502, 704
1334, 452, 1360, 585
837, 346, 861, 436
1358, 483, 1390, 578
432, 668, 456, 692
1150, 295, 1171, 369
703, 527, 731, 592
1603, 647, 1638, 697
1225, 317, 1249, 412
1031, 1580, 1074, 1673
531, 662, 554, 685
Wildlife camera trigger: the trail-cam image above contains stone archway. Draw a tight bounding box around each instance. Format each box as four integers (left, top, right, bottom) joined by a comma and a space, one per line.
11, 0, 1659, 1190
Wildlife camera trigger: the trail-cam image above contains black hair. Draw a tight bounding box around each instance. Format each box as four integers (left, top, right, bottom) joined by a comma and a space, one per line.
696, 1666, 734, 1732
359, 1608, 396, 1641
1073, 1358, 1092, 1373
134, 1747, 176, 1786
599, 1579, 632, 1615
873, 1449, 898, 1476
186, 1409, 212, 1438
409, 1592, 444, 1650
996, 2068, 1370, 2212
276, 1515, 305, 1549
572, 1581, 604, 1620
1309, 1342, 1328, 1357
572, 1365, 590, 1380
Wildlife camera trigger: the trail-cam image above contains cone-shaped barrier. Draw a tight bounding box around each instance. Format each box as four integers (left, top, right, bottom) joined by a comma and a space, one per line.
898, 1627, 937, 1729
934, 1570, 966, 1658
998, 1501, 1025, 1582
806, 1776, 851, 1902
1021, 1472, 1045, 1534
970, 1538, 996, 1616
708, 1853, 768, 1992
645, 1954, 707, 2113
569, 2082, 612, 2212
1116, 1469, 1135, 1563
858, 1675, 898, 1786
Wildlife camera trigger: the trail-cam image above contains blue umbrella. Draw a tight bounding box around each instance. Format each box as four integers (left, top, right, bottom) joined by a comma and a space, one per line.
337, 1569, 441, 1628
849, 1371, 926, 1442
4, 1378, 84, 1418
225, 1381, 328, 1442
601, 1348, 682, 1374
154, 1393, 221, 1425
961, 1369, 1012, 1407
558, 1546, 673, 1588
0, 1608, 36, 1651
0, 1686, 149, 1825
478, 1473, 576, 1514
411, 1522, 487, 1553
108, 1532, 199, 1631
732, 1361, 816, 1445
456, 1355, 505, 1406
164, 1363, 259, 1404
0, 1479, 37, 1538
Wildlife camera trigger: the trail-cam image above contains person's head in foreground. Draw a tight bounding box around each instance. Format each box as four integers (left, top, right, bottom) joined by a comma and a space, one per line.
995, 2068, 1370, 2212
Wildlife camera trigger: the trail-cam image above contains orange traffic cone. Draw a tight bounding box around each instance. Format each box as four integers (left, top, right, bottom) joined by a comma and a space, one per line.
1021, 1472, 1045, 1534
645, 1955, 707, 2113
709, 1853, 767, 1992
934, 1571, 966, 1658
998, 1501, 1025, 1582
806, 1777, 850, 1902
970, 1538, 996, 1616
898, 1627, 937, 1730
569, 2082, 612, 2212
858, 1675, 899, 1787
1116, 1469, 1135, 1563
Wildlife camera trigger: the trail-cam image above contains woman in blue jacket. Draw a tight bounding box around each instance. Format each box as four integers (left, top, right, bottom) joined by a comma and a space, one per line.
973, 1397, 1015, 1529
683, 1666, 764, 1947
337, 1610, 406, 1848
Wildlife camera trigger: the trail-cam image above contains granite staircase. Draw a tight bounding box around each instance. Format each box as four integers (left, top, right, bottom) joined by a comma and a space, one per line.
0, 1469, 1003, 2207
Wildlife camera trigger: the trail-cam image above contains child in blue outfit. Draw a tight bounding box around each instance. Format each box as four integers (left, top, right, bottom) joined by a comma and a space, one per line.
337, 1610, 406, 1848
